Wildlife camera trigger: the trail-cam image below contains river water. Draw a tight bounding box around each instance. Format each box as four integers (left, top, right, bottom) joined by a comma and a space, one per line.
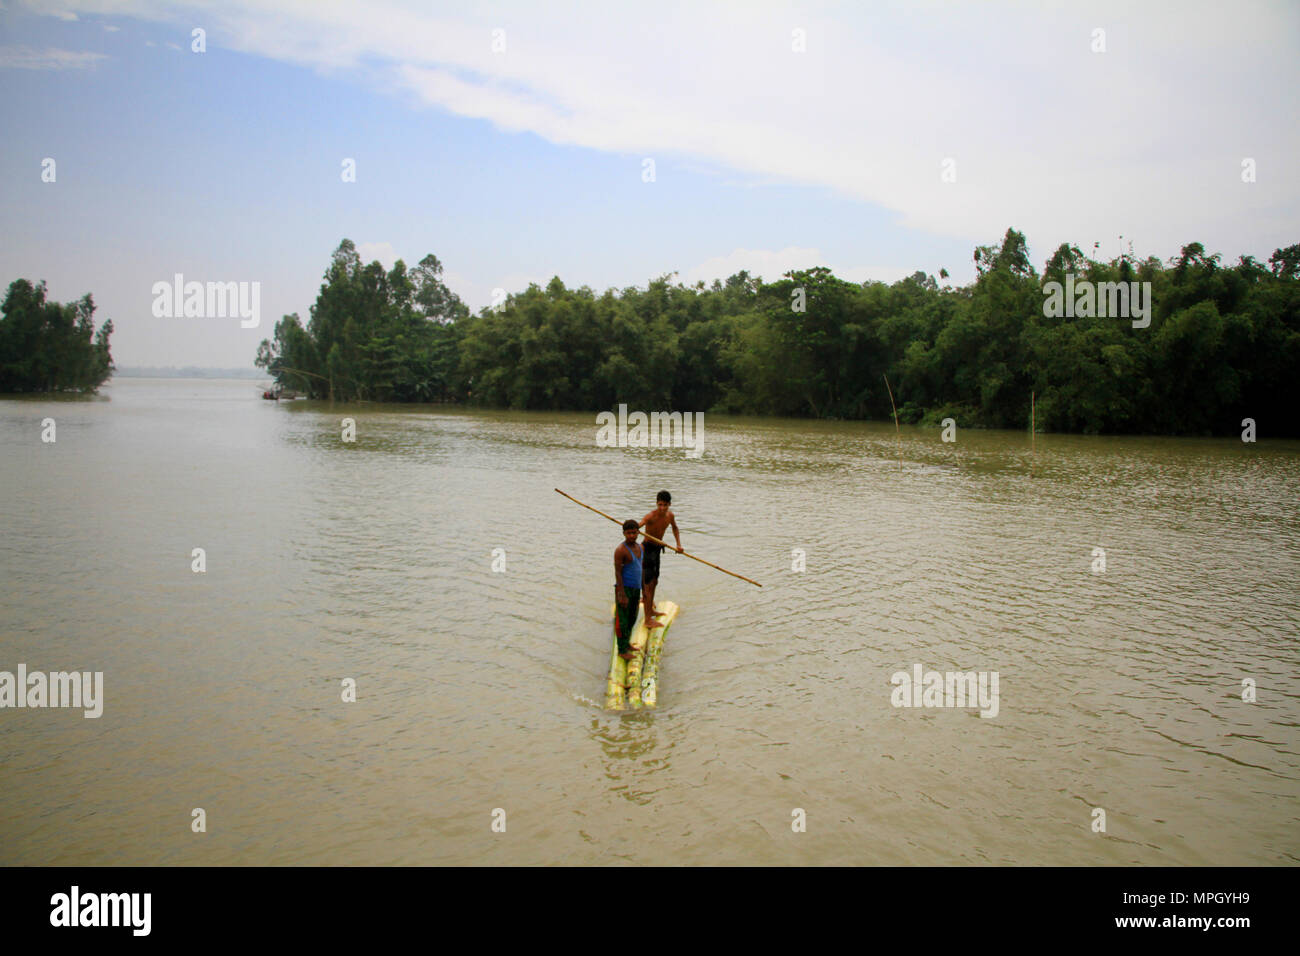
1, 377, 1297, 865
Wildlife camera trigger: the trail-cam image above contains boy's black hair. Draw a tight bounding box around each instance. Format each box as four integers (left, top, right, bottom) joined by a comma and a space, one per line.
657, 490, 671, 503
623, 519, 639, 531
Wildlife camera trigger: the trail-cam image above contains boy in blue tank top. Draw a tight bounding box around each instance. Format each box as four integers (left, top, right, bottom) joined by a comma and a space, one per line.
613, 520, 643, 660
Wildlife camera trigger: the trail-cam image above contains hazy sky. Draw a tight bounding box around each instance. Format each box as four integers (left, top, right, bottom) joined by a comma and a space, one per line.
1, 0, 1296, 367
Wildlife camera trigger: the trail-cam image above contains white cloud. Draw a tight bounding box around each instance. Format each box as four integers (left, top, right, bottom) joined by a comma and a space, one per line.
0, 45, 106, 69
16, 0, 1300, 261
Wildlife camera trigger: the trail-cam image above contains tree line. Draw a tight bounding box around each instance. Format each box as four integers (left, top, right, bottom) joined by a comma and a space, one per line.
256, 231, 1300, 436
0, 279, 114, 393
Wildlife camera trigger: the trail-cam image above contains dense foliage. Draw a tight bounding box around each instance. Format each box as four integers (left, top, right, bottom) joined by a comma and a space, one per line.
258, 231, 1300, 436
0, 279, 114, 393
256, 240, 468, 402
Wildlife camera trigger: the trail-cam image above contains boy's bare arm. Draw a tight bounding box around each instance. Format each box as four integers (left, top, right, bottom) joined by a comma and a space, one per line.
614, 549, 628, 604
670, 513, 682, 550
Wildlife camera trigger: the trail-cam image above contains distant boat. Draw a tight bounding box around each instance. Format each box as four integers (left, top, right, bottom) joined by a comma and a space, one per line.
259, 387, 302, 401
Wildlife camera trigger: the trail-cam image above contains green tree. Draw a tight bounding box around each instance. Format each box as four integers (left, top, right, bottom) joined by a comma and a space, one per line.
0, 280, 113, 392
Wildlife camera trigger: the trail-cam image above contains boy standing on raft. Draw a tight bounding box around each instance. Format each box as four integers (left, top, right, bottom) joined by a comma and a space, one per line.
639, 490, 682, 629
614, 520, 644, 661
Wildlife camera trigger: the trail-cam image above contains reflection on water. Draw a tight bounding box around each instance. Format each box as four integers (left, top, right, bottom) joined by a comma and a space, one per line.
1, 377, 1297, 865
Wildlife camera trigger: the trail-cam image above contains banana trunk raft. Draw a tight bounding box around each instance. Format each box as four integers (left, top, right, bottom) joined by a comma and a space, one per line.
605, 601, 680, 710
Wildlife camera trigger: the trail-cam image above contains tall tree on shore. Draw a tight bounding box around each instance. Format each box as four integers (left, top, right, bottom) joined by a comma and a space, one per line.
256, 240, 468, 401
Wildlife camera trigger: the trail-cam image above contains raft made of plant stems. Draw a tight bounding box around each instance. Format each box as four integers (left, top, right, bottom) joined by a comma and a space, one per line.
605, 601, 680, 710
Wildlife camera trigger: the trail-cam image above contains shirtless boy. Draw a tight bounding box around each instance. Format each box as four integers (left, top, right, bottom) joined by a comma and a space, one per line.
638, 490, 682, 629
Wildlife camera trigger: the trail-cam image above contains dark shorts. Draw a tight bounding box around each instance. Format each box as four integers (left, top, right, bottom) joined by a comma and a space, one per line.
642, 542, 662, 584
614, 587, 640, 654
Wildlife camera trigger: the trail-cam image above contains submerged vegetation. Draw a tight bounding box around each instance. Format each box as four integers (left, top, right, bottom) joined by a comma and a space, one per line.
256, 231, 1300, 436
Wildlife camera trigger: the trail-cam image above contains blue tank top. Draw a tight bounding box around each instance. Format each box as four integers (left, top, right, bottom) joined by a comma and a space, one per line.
620, 542, 643, 588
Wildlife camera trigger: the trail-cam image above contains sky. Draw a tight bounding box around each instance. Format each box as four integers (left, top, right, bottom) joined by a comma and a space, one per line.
0, 0, 1296, 368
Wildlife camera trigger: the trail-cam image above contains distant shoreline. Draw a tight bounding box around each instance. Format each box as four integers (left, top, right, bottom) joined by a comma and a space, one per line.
114, 367, 266, 380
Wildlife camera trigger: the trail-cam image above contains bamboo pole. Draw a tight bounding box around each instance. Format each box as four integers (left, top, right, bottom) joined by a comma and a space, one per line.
883, 373, 902, 471
554, 488, 762, 587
